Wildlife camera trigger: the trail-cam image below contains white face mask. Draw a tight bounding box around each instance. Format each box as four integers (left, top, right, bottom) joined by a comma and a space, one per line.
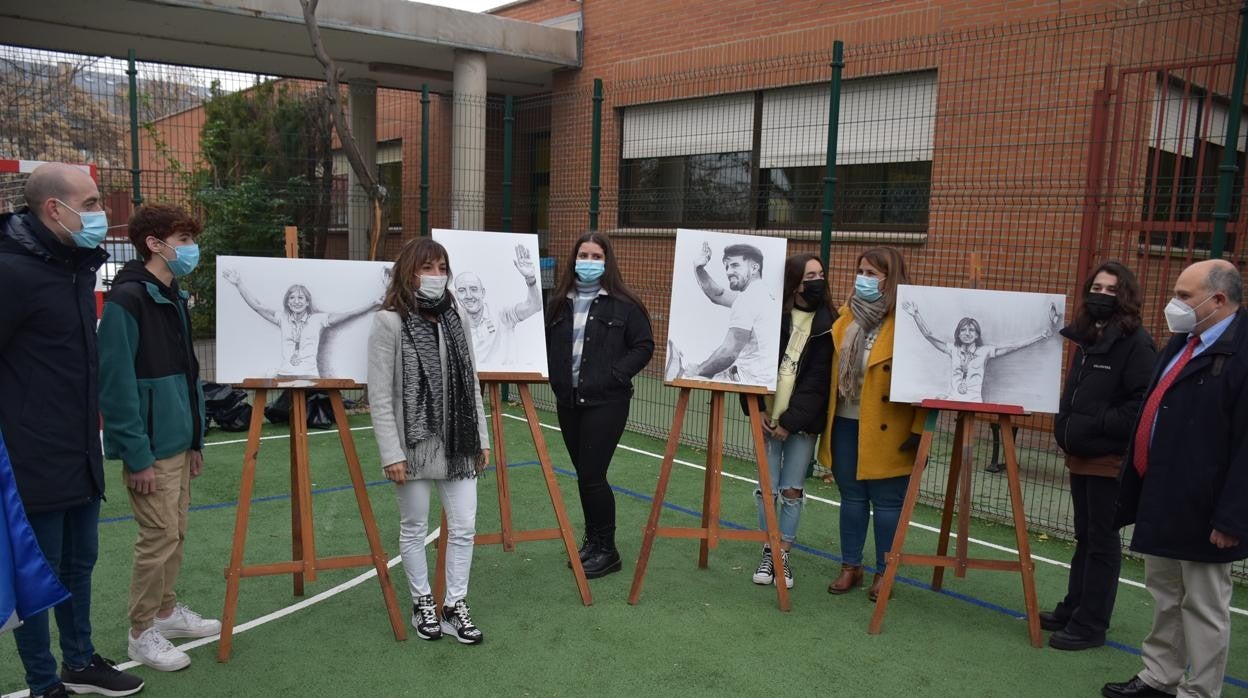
1163, 294, 1215, 334
417, 274, 448, 300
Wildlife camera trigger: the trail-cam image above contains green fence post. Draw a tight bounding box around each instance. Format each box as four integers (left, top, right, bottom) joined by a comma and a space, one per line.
820, 41, 844, 269
1211, 1, 1248, 259
502, 95, 515, 403
127, 49, 143, 206
590, 78, 603, 231
503, 95, 514, 232
420, 84, 430, 236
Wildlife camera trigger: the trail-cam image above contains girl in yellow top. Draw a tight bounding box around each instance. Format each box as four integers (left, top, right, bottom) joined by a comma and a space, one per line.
818, 247, 926, 601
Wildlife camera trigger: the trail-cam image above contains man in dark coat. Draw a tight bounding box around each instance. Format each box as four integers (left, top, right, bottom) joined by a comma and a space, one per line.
1102, 259, 1247, 698
0, 163, 144, 698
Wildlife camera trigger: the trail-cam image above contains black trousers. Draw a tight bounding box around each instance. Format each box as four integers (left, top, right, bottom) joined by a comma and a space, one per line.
556, 399, 630, 545
1054, 473, 1122, 638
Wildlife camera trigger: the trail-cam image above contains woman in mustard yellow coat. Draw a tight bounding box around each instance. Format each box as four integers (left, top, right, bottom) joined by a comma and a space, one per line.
818, 247, 926, 601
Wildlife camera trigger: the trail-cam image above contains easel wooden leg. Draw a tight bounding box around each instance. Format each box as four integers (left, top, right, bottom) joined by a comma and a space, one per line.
218, 388, 267, 662
329, 390, 407, 641
486, 383, 515, 552
868, 428, 934, 635
628, 388, 691, 605
698, 392, 724, 568
290, 391, 317, 585
955, 414, 977, 579
1000, 416, 1043, 648
288, 414, 304, 597
932, 413, 968, 591
746, 399, 790, 611
517, 384, 591, 605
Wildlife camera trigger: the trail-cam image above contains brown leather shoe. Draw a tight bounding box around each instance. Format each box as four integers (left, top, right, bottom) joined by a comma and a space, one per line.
867, 573, 892, 601
827, 564, 863, 594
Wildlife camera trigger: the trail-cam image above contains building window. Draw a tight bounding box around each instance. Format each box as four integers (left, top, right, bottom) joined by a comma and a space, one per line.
619, 72, 937, 231
621, 152, 752, 227
330, 139, 403, 229
1142, 82, 1245, 250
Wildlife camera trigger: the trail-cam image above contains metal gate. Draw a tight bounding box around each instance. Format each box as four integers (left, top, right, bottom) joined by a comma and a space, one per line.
1079, 58, 1246, 331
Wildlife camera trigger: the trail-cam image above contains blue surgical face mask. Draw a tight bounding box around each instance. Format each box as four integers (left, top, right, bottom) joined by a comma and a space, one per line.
53, 198, 109, 249
854, 274, 882, 302
575, 259, 605, 283
155, 239, 200, 278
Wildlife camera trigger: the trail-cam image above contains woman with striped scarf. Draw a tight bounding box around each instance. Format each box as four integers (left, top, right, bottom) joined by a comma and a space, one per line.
368, 238, 490, 645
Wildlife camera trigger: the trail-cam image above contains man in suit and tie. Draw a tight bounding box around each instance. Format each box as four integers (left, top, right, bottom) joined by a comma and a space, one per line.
1103, 259, 1247, 698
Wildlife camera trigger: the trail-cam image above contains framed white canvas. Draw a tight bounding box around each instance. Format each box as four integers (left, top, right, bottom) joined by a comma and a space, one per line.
663, 229, 787, 391
432, 228, 548, 377
891, 285, 1066, 412
215, 256, 391, 384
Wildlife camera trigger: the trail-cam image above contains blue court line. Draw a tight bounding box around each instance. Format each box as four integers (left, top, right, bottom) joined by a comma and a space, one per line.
98, 460, 540, 525
550, 465, 1248, 691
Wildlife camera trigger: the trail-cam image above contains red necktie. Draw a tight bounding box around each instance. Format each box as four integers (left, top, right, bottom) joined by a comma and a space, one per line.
1132, 336, 1200, 476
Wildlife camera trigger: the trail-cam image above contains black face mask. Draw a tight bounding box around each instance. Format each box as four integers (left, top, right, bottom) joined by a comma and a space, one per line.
798, 279, 827, 308
1084, 292, 1116, 321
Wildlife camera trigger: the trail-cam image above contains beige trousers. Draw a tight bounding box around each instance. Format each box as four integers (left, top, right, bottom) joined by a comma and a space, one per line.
1138, 554, 1234, 698
126, 451, 191, 630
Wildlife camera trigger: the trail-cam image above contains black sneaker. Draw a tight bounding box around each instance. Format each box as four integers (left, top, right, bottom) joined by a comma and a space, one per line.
33, 684, 70, 698
412, 594, 442, 641
440, 599, 484, 645
780, 548, 794, 589
751, 546, 774, 585
61, 654, 144, 696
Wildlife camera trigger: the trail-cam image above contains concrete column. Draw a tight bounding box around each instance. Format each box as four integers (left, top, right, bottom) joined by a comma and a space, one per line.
347, 78, 377, 260
452, 50, 487, 231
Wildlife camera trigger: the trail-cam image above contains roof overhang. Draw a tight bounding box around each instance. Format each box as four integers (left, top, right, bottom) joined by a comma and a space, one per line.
0, 0, 581, 95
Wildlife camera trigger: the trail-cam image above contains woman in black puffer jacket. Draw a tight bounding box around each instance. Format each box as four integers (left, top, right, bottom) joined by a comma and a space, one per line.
1044, 261, 1157, 651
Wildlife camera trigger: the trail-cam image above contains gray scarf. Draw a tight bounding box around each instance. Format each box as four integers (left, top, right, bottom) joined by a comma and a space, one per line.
838, 294, 890, 401
399, 293, 480, 480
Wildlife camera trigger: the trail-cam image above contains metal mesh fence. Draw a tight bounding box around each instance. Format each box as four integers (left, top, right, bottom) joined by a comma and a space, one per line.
2, 0, 1245, 582
521, 0, 1248, 581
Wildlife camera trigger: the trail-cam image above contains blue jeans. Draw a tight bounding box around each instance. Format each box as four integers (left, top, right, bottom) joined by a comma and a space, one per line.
754, 432, 815, 544
14, 498, 100, 694
831, 417, 909, 569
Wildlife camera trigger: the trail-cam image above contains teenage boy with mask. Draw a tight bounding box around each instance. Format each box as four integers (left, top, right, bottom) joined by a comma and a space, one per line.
98, 204, 219, 673
0, 164, 145, 697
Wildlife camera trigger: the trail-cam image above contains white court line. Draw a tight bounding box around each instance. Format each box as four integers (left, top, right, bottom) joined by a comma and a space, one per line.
0, 533, 433, 698
201, 425, 376, 448
499, 412, 1248, 618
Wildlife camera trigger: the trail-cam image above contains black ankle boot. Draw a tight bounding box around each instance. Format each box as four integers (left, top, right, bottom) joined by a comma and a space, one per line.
582, 532, 622, 579
567, 535, 600, 569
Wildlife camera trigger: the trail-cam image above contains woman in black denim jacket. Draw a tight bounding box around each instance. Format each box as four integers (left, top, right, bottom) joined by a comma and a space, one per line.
545, 231, 654, 579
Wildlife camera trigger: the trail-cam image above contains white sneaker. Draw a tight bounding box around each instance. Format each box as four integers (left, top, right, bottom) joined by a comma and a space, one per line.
127, 627, 190, 672
153, 603, 222, 639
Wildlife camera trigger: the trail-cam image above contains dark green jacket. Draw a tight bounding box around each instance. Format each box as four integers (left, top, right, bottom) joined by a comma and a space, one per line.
98, 260, 205, 472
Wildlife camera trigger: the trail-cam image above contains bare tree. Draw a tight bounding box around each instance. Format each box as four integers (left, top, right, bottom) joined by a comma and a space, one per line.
299, 0, 389, 261
0, 56, 126, 167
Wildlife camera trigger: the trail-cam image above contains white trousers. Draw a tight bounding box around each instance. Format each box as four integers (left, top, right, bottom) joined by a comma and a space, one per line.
1138, 555, 1234, 698
394, 477, 477, 606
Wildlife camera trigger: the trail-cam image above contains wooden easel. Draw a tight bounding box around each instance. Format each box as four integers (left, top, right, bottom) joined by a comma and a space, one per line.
628, 379, 790, 611
433, 374, 591, 607
867, 400, 1042, 647
217, 228, 407, 661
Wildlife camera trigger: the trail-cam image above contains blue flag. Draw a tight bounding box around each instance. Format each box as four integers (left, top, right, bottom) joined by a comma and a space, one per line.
0, 429, 70, 633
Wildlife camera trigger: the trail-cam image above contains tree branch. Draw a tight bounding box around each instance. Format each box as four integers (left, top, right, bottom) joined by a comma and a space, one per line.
299, 0, 388, 259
